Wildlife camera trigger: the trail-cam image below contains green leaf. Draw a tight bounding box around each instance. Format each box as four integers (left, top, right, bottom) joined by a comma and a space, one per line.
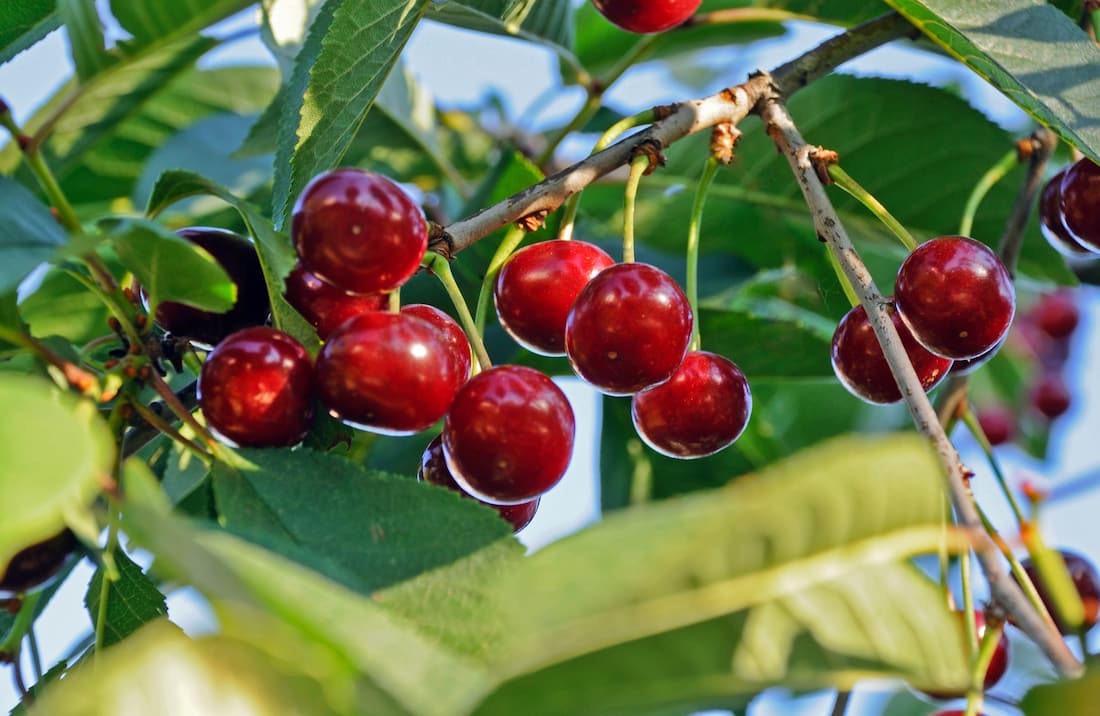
883, 0, 1100, 163
1022, 662, 1100, 715
57, 0, 112, 81
0, 176, 68, 294
259, 0, 328, 76
0, 373, 114, 569
109, 0, 253, 47
0, 0, 58, 66
271, 0, 431, 230
0, 289, 24, 354
101, 216, 235, 313
698, 305, 833, 380
144, 169, 318, 350
19, 267, 113, 345
84, 550, 169, 649
428, 0, 576, 73
210, 447, 518, 593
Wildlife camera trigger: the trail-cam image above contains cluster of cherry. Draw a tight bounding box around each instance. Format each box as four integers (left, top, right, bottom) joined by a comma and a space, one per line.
1041, 157, 1100, 257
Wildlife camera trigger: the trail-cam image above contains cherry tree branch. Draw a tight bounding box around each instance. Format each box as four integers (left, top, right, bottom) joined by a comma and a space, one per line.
755, 92, 1082, 679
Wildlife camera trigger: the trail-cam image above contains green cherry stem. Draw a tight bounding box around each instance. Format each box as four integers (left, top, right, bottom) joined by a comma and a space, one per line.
62, 268, 143, 350
826, 164, 918, 251
827, 245, 861, 308
129, 398, 213, 461
26, 626, 41, 681
938, 496, 953, 608
959, 149, 1018, 237
961, 546, 978, 651
387, 288, 401, 314
959, 406, 1027, 527
0, 591, 42, 655
965, 620, 1005, 716
423, 252, 493, 372
93, 520, 120, 657
686, 156, 720, 351
622, 155, 650, 263
474, 225, 527, 334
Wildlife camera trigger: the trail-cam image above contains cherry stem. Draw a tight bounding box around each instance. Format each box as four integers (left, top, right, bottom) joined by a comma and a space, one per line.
0, 591, 41, 654
826, 249, 861, 308
93, 520, 120, 658
423, 252, 493, 372
826, 164, 918, 251
62, 268, 143, 349
997, 128, 1056, 279
959, 405, 1027, 527
686, 156, 720, 351
961, 545, 978, 651
474, 225, 527, 334
11, 653, 28, 705
622, 155, 650, 263
129, 398, 213, 461
0, 324, 96, 393
147, 370, 225, 459
938, 496, 954, 609
829, 690, 851, 716
959, 149, 1018, 237
387, 289, 401, 314
26, 627, 41, 682
965, 620, 1004, 716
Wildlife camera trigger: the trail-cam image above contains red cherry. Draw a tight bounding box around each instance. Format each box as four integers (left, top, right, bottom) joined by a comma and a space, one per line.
419, 436, 538, 532
1040, 169, 1096, 256
923, 611, 1008, 699
1033, 291, 1079, 340
948, 338, 1002, 375
494, 240, 614, 355
590, 0, 701, 33
443, 365, 574, 505
565, 263, 693, 395
151, 227, 270, 348
631, 351, 751, 458
198, 327, 314, 447
1059, 158, 1100, 250
291, 169, 427, 295
831, 301, 953, 404
894, 236, 1016, 360
315, 312, 460, 434
284, 263, 386, 339
1032, 373, 1071, 420
0, 530, 77, 595
1017, 550, 1100, 634
401, 304, 472, 391
931, 712, 987, 716
977, 406, 1015, 446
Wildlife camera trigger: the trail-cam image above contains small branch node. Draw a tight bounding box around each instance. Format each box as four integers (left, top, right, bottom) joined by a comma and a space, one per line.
629, 138, 666, 174
710, 122, 742, 164
652, 103, 677, 121
515, 210, 549, 233
427, 222, 456, 260
809, 146, 840, 185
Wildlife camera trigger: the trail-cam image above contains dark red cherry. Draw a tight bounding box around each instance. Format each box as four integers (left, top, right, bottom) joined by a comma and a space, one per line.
948, 338, 1002, 375
1059, 158, 1100, 250
977, 405, 1015, 446
1033, 291, 1079, 340
631, 351, 751, 458
0, 530, 78, 595
831, 301, 953, 404
291, 169, 427, 295
401, 304, 472, 391
494, 240, 615, 356
931, 712, 987, 716
284, 263, 385, 339
198, 327, 314, 447
419, 436, 538, 532
590, 0, 701, 33
1017, 550, 1100, 634
1032, 373, 1071, 420
443, 365, 574, 505
565, 262, 693, 395
151, 227, 270, 348
1040, 169, 1095, 256
923, 611, 1008, 699
894, 236, 1015, 360
315, 312, 460, 434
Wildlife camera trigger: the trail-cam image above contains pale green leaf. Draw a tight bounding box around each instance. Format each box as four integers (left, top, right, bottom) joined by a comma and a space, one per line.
109, 0, 253, 47
57, 0, 112, 81
0, 176, 68, 294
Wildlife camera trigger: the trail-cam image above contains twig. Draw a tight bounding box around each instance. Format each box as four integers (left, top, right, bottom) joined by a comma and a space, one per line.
121, 383, 199, 458
830, 689, 851, 716
998, 128, 1057, 278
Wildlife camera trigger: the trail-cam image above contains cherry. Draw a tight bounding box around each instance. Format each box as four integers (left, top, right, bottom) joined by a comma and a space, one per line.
315, 311, 460, 434
947, 339, 1002, 375
1016, 550, 1100, 634
1059, 158, 1100, 250
923, 611, 1008, 699
565, 262, 693, 395
419, 436, 538, 532
631, 351, 751, 458
284, 263, 386, 340
830, 301, 953, 404
0, 530, 77, 595
894, 236, 1015, 360
198, 327, 314, 447
291, 168, 427, 295
494, 240, 614, 356
150, 227, 270, 348
590, 0, 701, 33
1033, 291, 1079, 340
443, 365, 574, 505
401, 304, 472, 392
976, 405, 1015, 446
1031, 373, 1071, 420
931, 712, 987, 716
1040, 169, 1095, 256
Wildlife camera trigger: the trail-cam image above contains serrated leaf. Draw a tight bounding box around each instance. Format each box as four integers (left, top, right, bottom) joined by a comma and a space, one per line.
0, 373, 114, 568
19, 265, 116, 345
1022, 662, 1100, 715
0, 0, 58, 66
884, 0, 1100, 163
271, 0, 431, 230
101, 216, 235, 313
109, 0, 253, 47
260, 0, 328, 76
144, 169, 318, 350
84, 550, 169, 649
57, 0, 112, 81
0, 176, 69, 294
211, 447, 518, 593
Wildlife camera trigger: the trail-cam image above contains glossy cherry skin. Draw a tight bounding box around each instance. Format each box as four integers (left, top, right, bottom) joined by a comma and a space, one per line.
291, 168, 427, 295
1032, 373, 1071, 420
151, 227, 270, 348
198, 327, 314, 447
948, 338, 1002, 376
284, 263, 386, 340
1059, 158, 1100, 250
1034, 291, 1079, 340
923, 611, 1008, 699
443, 365, 575, 505
419, 436, 538, 532
1040, 169, 1096, 256
565, 262, 693, 395
631, 351, 751, 458
0, 530, 78, 595
315, 311, 460, 434
931, 711, 987, 716
977, 405, 1015, 446
831, 301, 953, 404
894, 236, 1016, 360
401, 304, 472, 392
494, 240, 615, 356
1016, 550, 1100, 634
590, 0, 701, 33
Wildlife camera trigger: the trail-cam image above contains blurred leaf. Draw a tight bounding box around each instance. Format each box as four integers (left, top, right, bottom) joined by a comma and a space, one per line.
699, 306, 833, 380
271, 0, 431, 230
85, 550, 170, 649
428, 0, 576, 73
20, 255, 124, 345
109, 0, 253, 47
0, 0, 58, 65
0, 290, 24, 354
0, 373, 113, 568
884, 0, 1100, 163
57, 0, 112, 80
101, 216, 235, 313
0, 177, 67, 294
1022, 663, 1100, 715
260, 0, 328, 76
